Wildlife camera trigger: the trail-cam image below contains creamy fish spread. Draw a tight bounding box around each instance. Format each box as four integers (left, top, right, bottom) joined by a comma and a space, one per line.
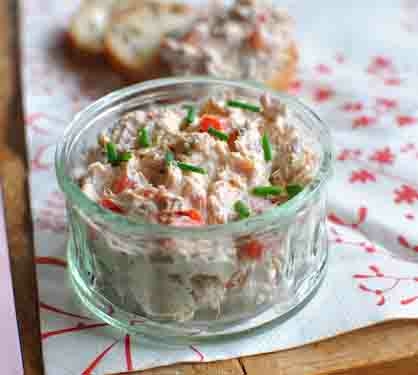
159, 0, 294, 81
79, 93, 317, 322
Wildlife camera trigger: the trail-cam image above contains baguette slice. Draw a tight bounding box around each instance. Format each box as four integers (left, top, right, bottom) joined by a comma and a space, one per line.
68, 0, 158, 56
68, 0, 119, 55
105, 2, 195, 81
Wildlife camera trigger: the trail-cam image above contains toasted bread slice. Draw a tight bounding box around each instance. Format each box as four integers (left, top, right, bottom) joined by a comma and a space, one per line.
68, 0, 118, 55
104, 2, 195, 81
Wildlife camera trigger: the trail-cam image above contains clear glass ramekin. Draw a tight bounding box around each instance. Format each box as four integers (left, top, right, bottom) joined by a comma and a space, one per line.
56, 77, 333, 343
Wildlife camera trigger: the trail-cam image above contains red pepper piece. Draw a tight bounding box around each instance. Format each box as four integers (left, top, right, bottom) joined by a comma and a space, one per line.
199, 115, 224, 132
247, 28, 266, 50
175, 209, 205, 224
112, 175, 135, 194
238, 239, 264, 260
227, 129, 239, 151
100, 199, 124, 214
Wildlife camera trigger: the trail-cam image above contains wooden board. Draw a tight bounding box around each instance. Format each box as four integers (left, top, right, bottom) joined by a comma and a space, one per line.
3, 1, 418, 374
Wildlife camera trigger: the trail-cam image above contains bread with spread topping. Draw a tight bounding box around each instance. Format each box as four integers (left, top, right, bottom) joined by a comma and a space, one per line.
158, 0, 297, 91
68, 0, 297, 91
104, 2, 195, 81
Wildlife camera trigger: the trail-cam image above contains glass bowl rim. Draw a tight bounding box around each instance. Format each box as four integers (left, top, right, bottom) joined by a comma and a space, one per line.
55, 76, 334, 237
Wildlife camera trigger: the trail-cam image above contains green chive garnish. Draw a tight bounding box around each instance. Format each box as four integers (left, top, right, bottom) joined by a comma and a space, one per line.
234, 200, 250, 219
118, 151, 132, 162
286, 184, 303, 199
106, 143, 133, 166
252, 185, 283, 197
227, 99, 260, 112
177, 162, 206, 174
208, 127, 229, 141
138, 128, 151, 148
262, 134, 273, 162
185, 105, 196, 124
106, 142, 118, 165
165, 150, 175, 165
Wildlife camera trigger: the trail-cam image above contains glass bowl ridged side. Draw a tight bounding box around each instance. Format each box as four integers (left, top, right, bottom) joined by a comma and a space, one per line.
57, 77, 333, 343
67, 189, 328, 342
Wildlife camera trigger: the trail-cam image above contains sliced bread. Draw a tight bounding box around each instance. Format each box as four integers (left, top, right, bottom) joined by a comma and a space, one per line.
104, 2, 195, 81
68, 0, 118, 55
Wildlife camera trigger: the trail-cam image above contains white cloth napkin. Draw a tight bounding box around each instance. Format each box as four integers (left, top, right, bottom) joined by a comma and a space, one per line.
21, 0, 418, 374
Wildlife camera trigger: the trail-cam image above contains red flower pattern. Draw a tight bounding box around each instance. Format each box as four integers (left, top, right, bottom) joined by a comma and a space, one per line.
31, 144, 52, 171
354, 265, 418, 306
330, 236, 377, 254
352, 115, 376, 128
400, 143, 416, 153
313, 87, 335, 102
81, 339, 120, 375
368, 56, 392, 71
328, 208, 376, 253
397, 115, 417, 127
385, 77, 401, 86
375, 98, 397, 111
328, 207, 367, 228
369, 147, 395, 165
36, 255, 205, 371
341, 102, 363, 112
335, 53, 345, 64
315, 64, 332, 74
405, 213, 415, 221
329, 208, 364, 226
337, 148, 362, 161
394, 185, 418, 204
398, 235, 418, 252
35, 191, 67, 233
124, 334, 133, 371
289, 80, 302, 94
350, 169, 377, 183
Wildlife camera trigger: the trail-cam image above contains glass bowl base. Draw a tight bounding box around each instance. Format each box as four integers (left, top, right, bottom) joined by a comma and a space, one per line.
68, 238, 328, 345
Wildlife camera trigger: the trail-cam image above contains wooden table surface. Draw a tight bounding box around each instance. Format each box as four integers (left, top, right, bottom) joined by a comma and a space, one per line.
2, 1, 418, 374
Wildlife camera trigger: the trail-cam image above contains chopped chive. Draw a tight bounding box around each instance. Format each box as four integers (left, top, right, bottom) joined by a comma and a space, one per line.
138, 127, 151, 148
234, 200, 251, 219
106, 142, 118, 165
165, 150, 175, 165
227, 99, 260, 112
252, 185, 283, 197
185, 105, 196, 124
286, 184, 303, 199
118, 151, 132, 162
262, 134, 273, 161
208, 127, 229, 141
177, 162, 206, 174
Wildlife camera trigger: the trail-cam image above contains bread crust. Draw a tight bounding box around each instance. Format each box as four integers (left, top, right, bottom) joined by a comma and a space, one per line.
67, 2, 110, 56
105, 45, 168, 82
66, 30, 106, 63
266, 43, 298, 92
104, 2, 192, 81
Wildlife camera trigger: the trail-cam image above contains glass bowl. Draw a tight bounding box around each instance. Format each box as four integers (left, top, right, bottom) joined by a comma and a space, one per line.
56, 77, 333, 343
